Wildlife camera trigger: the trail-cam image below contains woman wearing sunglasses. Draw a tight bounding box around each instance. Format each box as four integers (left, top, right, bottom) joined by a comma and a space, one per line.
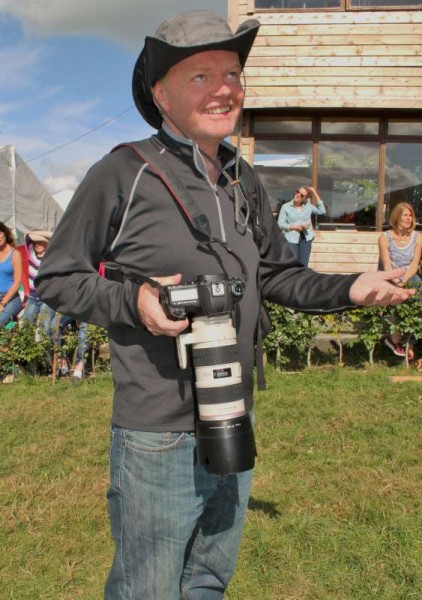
277, 186, 326, 266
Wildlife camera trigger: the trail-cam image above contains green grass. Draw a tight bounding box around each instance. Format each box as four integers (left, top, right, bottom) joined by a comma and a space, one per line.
1, 368, 421, 599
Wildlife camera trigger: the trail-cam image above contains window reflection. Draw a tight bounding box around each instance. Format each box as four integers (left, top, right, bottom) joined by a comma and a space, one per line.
254, 119, 312, 135
318, 142, 379, 229
388, 121, 422, 136
385, 143, 422, 228
254, 140, 313, 213
252, 116, 422, 231
321, 120, 379, 135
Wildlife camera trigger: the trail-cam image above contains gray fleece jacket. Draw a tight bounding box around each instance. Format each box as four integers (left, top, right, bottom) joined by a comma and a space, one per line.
36, 127, 358, 431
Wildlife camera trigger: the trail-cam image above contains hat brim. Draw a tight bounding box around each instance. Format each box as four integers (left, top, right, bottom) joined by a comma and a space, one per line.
132, 19, 260, 130
26, 231, 52, 243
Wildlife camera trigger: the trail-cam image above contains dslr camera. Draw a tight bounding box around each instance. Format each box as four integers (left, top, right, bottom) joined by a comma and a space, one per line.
160, 274, 244, 319
160, 274, 256, 475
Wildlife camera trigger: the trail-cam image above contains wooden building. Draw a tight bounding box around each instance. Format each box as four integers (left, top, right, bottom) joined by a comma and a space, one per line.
228, 0, 422, 272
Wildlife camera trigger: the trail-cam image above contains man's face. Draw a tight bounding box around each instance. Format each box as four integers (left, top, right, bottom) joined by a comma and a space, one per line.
153, 50, 244, 151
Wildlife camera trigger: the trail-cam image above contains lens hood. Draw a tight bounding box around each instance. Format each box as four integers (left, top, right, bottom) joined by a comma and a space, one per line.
196, 413, 256, 475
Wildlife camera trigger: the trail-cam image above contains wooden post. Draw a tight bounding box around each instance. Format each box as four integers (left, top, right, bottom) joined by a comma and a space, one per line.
377, 118, 387, 231
312, 140, 319, 189
51, 317, 61, 386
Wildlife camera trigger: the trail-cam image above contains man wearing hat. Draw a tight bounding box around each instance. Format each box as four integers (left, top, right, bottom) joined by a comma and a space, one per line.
36, 10, 414, 599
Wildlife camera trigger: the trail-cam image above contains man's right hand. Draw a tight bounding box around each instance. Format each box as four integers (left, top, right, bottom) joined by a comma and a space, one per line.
137, 273, 189, 336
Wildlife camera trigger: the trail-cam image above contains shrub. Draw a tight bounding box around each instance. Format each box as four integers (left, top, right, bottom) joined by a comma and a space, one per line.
0, 322, 109, 379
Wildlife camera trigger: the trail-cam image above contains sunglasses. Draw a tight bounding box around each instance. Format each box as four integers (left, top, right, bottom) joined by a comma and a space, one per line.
295, 190, 307, 198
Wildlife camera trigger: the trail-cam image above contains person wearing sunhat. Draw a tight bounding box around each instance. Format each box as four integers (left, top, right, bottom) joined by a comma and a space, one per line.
22, 230, 56, 332
36, 10, 415, 599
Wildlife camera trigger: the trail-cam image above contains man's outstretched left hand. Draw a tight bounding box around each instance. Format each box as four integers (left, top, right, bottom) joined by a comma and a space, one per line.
349, 268, 416, 306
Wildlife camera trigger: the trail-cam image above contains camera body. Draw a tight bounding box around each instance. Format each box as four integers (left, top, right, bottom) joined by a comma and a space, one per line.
160, 274, 256, 475
160, 274, 244, 320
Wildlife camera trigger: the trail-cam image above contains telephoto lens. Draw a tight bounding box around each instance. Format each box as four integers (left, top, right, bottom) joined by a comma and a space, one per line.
162, 274, 256, 475
187, 315, 256, 475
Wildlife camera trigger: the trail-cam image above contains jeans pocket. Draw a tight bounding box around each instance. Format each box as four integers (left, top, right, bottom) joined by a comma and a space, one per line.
121, 428, 188, 454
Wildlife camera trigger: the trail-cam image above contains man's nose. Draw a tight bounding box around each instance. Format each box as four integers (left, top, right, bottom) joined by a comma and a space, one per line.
212, 80, 231, 96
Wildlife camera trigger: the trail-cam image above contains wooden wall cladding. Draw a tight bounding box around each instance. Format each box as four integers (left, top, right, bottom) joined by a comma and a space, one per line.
228, 4, 422, 109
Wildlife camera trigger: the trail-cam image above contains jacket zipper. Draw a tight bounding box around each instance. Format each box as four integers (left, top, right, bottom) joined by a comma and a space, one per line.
191, 142, 228, 243
212, 187, 227, 243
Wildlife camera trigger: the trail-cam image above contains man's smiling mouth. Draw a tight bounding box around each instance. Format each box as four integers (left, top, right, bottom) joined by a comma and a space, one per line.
203, 106, 232, 115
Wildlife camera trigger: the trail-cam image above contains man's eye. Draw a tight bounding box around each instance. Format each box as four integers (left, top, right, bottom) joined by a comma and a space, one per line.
193, 74, 205, 82
227, 71, 241, 80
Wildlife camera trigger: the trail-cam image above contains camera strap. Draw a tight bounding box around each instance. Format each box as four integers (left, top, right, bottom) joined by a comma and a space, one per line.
102, 261, 162, 290
111, 138, 250, 282
110, 138, 268, 390
113, 138, 212, 238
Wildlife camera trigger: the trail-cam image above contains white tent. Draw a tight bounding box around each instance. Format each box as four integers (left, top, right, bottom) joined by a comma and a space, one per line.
0, 145, 63, 240
54, 189, 74, 211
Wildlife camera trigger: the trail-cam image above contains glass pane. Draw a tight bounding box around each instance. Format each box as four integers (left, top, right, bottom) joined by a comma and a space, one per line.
318, 141, 379, 229
254, 119, 312, 135
388, 121, 422, 136
254, 140, 313, 214
350, 0, 422, 5
255, 0, 341, 7
321, 120, 379, 135
385, 143, 422, 228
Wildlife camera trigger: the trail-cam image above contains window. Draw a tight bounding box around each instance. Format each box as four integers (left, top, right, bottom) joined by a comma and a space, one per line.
252, 114, 422, 230
318, 141, 379, 228
388, 121, 422, 136
254, 140, 313, 212
321, 119, 379, 135
254, 119, 312, 135
255, 0, 422, 9
349, 0, 422, 6
255, 0, 341, 7
385, 143, 422, 226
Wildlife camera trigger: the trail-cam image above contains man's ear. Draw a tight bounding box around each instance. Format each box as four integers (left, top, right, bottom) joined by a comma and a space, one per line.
152, 81, 168, 113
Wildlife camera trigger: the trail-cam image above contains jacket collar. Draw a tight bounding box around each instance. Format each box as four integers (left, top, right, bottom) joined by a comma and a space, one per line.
156, 125, 237, 175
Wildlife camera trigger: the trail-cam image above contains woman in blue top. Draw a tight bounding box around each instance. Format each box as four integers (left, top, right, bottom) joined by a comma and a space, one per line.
277, 186, 326, 266
0, 222, 23, 327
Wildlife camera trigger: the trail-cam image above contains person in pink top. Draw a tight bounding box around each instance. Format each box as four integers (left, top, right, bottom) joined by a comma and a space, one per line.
21, 230, 56, 332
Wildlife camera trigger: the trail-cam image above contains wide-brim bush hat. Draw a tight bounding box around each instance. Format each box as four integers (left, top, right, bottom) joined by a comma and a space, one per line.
133, 10, 260, 129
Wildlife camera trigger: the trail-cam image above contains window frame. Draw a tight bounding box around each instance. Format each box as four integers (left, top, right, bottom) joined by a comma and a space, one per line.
251, 111, 422, 230
252, 0, 345, 12
252, 0, 422, 11
346, 0, 422, 10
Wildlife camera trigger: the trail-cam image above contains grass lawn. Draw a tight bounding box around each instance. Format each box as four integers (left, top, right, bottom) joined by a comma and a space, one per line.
1, 367, 421, 599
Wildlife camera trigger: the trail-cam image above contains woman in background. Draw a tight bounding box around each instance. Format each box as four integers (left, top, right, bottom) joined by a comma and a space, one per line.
379, 202, 421, 357
278, 186, 326, 266
0, 222, 22, 327
22, 230, 56, 332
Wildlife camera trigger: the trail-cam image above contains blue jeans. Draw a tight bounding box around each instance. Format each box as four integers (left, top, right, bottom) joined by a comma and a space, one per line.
21, 296, 56, 333
75, 321, 89, 363
54, 316, 90, 363
288, 235, 312, 267
0, 294, 22, 327
105, 426, 253, 600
